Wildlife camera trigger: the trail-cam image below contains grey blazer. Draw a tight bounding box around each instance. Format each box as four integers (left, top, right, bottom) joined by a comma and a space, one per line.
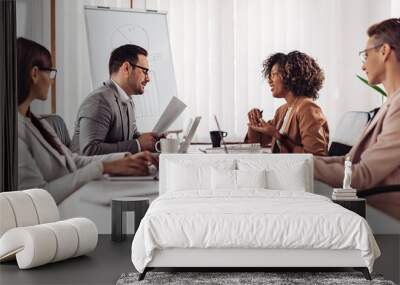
71, 80, 141, 155
18, 113, 124, 204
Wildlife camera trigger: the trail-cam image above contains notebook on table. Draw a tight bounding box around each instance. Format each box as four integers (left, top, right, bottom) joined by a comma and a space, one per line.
104, 165, 159, 181
104, 175, 158, 181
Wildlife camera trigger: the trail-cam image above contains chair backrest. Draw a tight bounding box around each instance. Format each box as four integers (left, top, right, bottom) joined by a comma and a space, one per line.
0, 189, 60, 237
358, 184, 400, 198
328, 111, 370, 156
39, 114, 71, 148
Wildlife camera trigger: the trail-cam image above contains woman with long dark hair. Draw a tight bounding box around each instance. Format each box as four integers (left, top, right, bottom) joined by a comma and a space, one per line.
17, 37, 157, 204
246, 51, 329, 155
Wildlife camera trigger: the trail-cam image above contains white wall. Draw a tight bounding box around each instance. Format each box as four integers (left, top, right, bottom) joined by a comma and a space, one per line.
334, 0, 390, 115
16, 0, 399, 137
16, 0, 51, 115
155, 0, 395, 140
55, 0, 132, 136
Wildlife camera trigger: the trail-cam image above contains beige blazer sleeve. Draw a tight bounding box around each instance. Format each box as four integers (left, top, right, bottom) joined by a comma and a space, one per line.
315, 94, 400, 189
350, 98, 400, 189
314, 155, 346, 188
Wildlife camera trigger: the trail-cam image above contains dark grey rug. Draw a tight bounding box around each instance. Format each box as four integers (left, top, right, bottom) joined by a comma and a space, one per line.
116, 271, 396, 285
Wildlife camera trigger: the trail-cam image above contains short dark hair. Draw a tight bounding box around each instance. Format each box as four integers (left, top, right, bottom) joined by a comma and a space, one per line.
262, 51, 324, 100
367, 18, 400, 62
108, 44, 148, 75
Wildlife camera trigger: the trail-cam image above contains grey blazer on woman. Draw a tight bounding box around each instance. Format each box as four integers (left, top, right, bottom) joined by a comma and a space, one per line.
18, 113, 124, 204
71, 80, 141, 155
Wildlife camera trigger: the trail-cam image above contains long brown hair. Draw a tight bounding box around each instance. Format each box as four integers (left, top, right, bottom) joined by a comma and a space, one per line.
17, 37, 63, 154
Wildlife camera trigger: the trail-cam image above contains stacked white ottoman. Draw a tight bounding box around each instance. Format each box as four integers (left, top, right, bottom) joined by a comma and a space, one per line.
0, 189, 98, 269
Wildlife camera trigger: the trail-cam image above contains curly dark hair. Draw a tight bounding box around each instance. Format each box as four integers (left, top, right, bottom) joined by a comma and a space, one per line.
262, 51, 325, 100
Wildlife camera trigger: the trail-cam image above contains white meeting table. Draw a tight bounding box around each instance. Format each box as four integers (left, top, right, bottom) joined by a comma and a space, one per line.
58, 144, 272, 234
58, 145, 208, 233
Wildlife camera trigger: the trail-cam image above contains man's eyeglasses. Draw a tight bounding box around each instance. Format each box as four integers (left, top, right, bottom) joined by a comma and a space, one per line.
129, 62, 150, 76
359, 44, 383, 63
38, 67, 57, 80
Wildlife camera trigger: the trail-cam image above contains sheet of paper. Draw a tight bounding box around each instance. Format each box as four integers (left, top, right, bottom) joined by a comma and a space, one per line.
152, 96, 186, 136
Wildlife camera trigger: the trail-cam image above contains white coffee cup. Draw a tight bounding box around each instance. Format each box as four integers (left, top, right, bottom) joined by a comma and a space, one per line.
155, 138, 179, 153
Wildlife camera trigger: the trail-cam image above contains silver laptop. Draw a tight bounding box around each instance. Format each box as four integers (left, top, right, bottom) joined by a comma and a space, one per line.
178, 116, 202, 153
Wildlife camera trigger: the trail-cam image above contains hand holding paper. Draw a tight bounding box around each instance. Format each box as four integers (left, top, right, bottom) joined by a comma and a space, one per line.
152, 96, 186, 136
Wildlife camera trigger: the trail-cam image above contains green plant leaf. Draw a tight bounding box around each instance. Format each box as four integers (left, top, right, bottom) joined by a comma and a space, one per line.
356, 75, 387, 97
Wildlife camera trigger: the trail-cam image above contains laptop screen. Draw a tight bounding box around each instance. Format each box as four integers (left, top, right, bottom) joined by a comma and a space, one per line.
178, 116, 202, 153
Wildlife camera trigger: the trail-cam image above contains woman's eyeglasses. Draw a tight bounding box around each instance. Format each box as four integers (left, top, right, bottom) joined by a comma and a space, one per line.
38, 67, 57, 80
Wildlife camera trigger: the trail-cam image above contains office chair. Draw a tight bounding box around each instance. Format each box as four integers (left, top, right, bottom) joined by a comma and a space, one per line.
328, 109, 379, 156
39, 114, 71, 148
358, 184, 400, 198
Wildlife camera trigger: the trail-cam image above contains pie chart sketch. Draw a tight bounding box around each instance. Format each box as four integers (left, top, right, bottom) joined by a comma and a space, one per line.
110, 25, 150, 51
132, 70, 160, 118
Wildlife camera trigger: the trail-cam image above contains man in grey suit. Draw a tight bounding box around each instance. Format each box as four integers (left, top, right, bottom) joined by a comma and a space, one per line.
71, 44, 158, 155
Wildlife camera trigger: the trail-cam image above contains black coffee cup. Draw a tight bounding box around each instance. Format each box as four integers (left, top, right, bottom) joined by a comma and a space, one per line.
210, 131, 228, 148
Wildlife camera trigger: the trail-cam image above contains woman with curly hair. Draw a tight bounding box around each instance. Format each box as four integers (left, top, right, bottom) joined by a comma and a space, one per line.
246, 51, 329, 155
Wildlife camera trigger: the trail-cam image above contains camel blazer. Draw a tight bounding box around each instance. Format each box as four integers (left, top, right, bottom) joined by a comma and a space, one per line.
71, 80, 141, 155
18, 113, 124, 204
246, 96, 329, 156
314, 90, 400, 219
